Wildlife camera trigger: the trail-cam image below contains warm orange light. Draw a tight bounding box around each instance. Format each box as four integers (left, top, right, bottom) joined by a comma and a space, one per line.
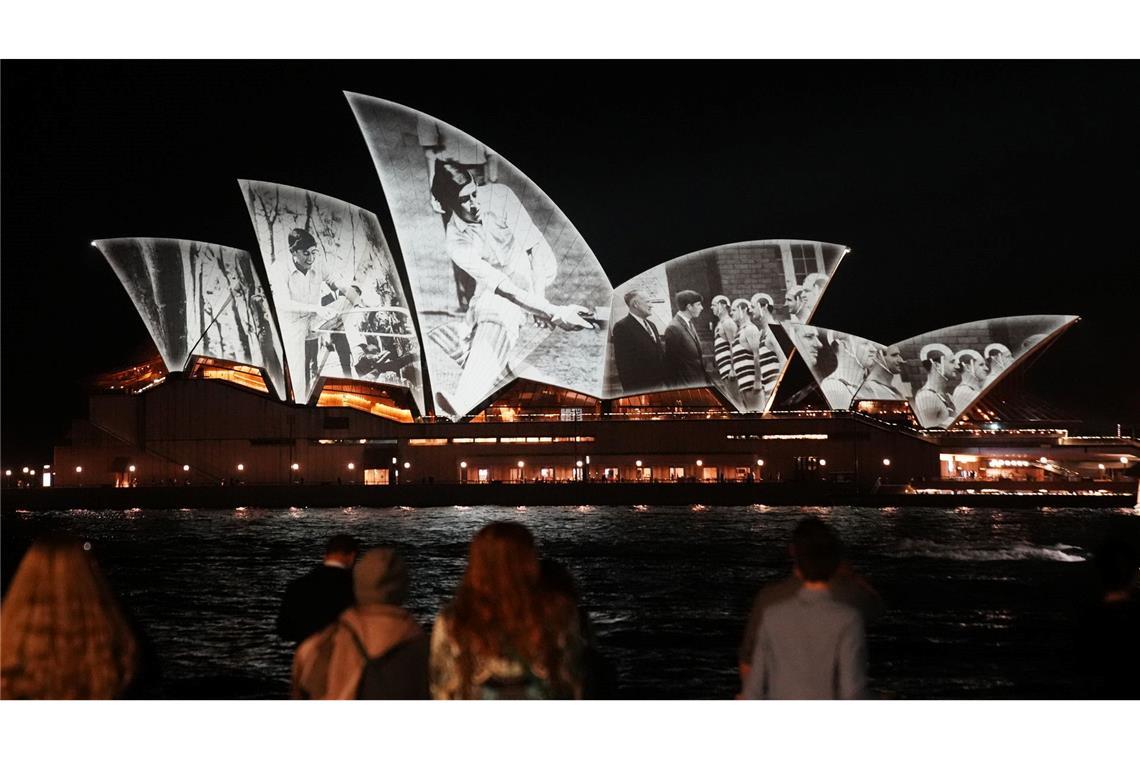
201, 366, 268, 393
128, 465, 136, 473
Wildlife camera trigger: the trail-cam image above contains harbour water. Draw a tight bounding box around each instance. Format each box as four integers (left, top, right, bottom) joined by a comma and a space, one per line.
3, 503, 1136, 699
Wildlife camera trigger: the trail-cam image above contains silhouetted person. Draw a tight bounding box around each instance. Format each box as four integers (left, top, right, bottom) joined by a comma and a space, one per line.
277, 534, 359, 644
539, 558, 619, 699
739, 522, 883, 687
292, 548, 428, 699
1, 536, 142, 699
742, 518, 868, 699
1075, 537, 1139, 698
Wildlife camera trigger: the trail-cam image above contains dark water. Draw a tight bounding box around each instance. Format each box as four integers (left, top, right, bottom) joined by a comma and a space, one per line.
3, 503, 1137, 699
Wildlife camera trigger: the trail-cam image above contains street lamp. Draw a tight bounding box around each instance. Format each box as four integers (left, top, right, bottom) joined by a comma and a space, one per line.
635, 460, 643, 467
291, 463, 300, 471
128, 465, 136, 473
882, 458, 891, 467
756, 459, 764, 467
517, 460, 525, 469
347, 463, 356, 471
403, 462, 411, 469
183, 464, 191, 472
75, 466, 83, 474
696, 459, 703, 467
236, 463, 244, 472
1121, 457, 1129, 464
819, 459, 827, 467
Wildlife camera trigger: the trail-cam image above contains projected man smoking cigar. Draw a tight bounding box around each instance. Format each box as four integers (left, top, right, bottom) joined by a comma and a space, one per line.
430, 161, 593, 416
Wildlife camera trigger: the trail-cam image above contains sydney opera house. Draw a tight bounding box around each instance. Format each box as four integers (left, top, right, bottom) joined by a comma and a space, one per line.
50, 95, 1136, 490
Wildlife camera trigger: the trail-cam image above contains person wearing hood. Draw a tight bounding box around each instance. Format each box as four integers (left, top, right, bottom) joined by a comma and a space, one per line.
292, 547, 428, 699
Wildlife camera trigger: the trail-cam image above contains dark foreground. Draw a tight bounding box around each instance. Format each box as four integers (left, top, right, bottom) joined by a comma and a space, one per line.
3, 503, 1137, 698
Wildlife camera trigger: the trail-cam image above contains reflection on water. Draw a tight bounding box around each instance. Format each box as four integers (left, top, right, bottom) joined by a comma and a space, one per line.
1, 504, 1135, 699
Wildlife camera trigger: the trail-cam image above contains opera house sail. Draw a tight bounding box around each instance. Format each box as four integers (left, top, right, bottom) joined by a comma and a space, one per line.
239, 181, 425, 413
605, 240, 848, 412
346, 94, 613, 420
786, 315, 1080, 428
94, 238, 287, 399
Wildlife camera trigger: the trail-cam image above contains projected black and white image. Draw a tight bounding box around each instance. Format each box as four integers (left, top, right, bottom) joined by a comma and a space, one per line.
605, 240, 848, 411
786, 324, 887, 410
890, 315, 1078, 429
347, 95, 612, 419
240, 181, 423, 410
95, 238, 286, 398
788, 317, 1077, 426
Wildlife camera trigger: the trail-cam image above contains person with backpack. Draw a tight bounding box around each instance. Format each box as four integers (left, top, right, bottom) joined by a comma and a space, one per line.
292, 547, 428, 699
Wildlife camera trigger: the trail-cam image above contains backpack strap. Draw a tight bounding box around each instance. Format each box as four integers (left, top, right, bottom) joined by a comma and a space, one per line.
341, 622, 369, 660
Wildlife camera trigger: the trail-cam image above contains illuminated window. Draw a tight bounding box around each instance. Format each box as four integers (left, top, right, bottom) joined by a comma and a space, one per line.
364, 468, 389, 485
409, 438, 448, 446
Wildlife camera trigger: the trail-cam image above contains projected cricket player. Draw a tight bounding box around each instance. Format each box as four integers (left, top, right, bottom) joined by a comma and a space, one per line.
275, 228, 361, 395
429, 161, 592, 417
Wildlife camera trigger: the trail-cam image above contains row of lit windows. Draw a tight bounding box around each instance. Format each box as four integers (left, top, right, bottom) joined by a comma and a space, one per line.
411, 436, 596, 445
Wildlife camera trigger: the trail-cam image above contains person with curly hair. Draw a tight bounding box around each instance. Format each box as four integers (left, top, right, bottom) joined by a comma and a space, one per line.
1, 536, 141, 699
429, 522, 583, 699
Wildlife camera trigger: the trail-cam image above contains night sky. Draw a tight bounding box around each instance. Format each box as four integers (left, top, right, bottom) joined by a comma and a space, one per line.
2, 61, 1138, 464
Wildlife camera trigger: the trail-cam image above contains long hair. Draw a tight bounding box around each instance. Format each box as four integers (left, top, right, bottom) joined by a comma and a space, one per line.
446, 522, 575, 693
1, 536, 139, 699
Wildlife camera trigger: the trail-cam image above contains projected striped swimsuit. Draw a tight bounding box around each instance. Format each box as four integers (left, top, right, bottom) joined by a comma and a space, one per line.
733, 327, 781, 395
714, 323, 735, 382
